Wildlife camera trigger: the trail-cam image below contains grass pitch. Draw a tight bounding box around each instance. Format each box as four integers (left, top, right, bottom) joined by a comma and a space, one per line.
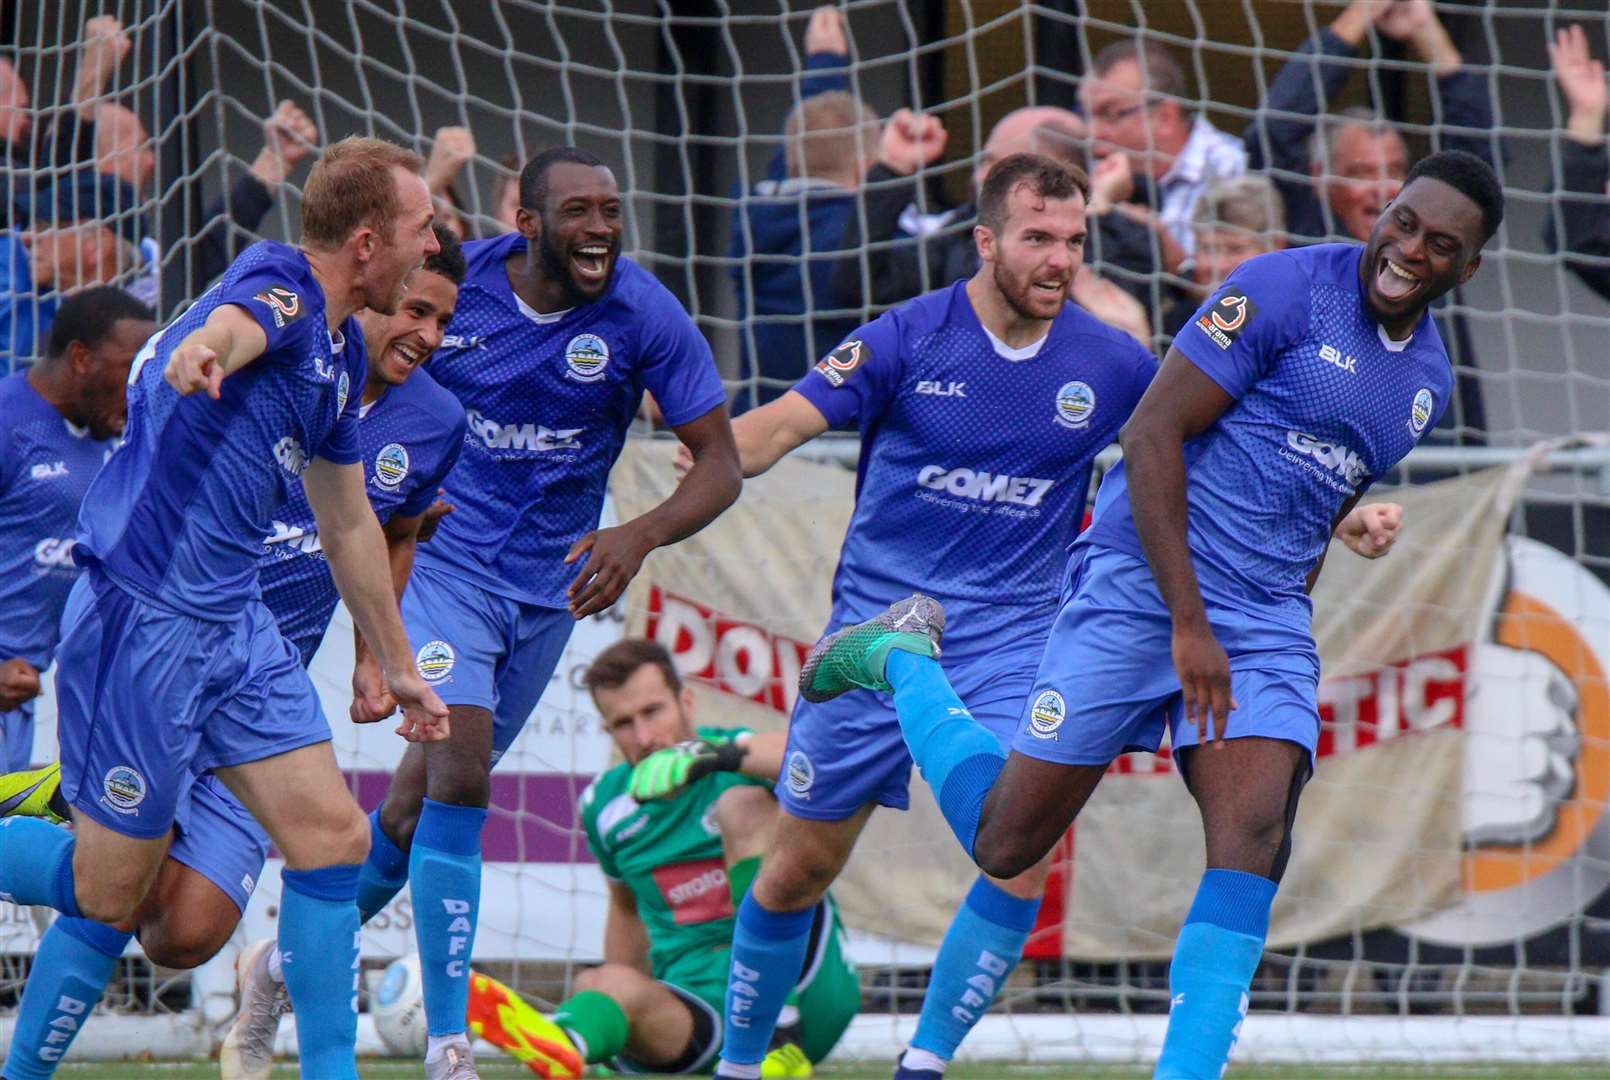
44, 1062, 1607, 1078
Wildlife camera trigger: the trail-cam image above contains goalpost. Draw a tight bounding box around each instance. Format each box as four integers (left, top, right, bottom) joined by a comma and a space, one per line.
3, 0, 1610, 1068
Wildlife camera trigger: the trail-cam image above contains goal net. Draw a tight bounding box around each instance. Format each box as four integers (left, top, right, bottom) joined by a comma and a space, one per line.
4, 0, 1609, 1068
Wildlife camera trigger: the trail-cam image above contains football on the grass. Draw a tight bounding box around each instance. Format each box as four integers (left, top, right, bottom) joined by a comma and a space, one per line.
373, 953, 428, 1056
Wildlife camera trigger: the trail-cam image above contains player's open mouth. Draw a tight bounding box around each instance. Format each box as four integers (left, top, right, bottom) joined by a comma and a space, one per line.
1032, 278, 1067, 296
1375, 257, 1420, 303
389, 341, 426, 369
572, 245, 611, 283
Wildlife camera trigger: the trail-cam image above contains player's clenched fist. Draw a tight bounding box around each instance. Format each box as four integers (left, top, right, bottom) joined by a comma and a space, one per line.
1336, 501, 1403, 559
389, 671, 450, 742
879, 109, 948, 176
1172, 623, 1237, 744
165, 342, 225, 398
0, 658, 41, 712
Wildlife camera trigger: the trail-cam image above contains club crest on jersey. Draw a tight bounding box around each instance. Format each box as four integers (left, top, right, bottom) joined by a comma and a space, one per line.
335, 371, 351, 414
373, 443, 410, 489
1054, 381, 1096, 429
815, 339, 867, 388
1029, 689, 1066, 740
252, 285, 302, 328
564, 333, 611, 382
1197, 287, 1256, 350
785, 751, 815, 799
1409, 388, 1434, 436
416, 639, 455, 682
102, 765, 146, 814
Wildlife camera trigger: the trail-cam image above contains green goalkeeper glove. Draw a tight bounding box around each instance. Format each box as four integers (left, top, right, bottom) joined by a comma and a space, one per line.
629, 738, 747, 801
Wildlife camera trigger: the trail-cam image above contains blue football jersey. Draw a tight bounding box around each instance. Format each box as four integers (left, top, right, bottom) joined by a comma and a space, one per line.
76, 240, 367, 620
0, 374, 118, 667
795, 281, 1157, 663
258, 367, 467, 654
1083, 243, 1453, 614
418, 234, 726, 607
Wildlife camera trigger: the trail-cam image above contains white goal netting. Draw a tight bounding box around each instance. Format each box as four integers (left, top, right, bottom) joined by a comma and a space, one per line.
3, 0, 1609, 1068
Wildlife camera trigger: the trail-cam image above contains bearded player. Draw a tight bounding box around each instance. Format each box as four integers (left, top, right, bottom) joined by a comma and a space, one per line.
808, 150, 1500, 1080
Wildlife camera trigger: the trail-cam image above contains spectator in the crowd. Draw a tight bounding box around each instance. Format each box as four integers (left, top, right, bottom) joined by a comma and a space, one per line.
1159, 174, 1286, 338
425, 125, 475, 239
1, 172, 134, 368
0, 56, 32, 165
831, 103, 1155, 341
728, 6, 880, 410
1247, 0, 1497, 242
491, 151, 522, 233
1079, 38, 1246, 262
1245, 0, 1497, 440
1545, 24, 1610, 302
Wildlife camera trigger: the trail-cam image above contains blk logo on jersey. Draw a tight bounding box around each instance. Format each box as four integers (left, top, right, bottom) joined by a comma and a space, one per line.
915, 379, 966, 398
1319, 343, 1358, 374
252, 285, 302, 328
816, 339, 867, 388
564, 333, 611, 382
29, 461, 68, 481
374, 442, 410, 488
1054, 381, 1096, 429
1197, 287, 1257, 350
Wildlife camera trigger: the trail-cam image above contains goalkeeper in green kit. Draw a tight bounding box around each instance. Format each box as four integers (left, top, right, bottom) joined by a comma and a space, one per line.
534, 638, 860, 1078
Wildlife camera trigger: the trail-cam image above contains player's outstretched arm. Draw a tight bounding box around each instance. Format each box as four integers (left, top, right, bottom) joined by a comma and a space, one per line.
163, 304, 269, 399
304, 457, 449, 742
603, 880, 651, 973
1120, 348, 1239, 742
628, 731, 788, 801
350, 509, 431, 724
674, 390, 830, 482
566, 406, 742, 618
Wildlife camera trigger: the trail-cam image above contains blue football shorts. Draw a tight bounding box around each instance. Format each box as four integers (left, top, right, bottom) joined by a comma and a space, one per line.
400, 562, 575, 763
54, 570, 329, 839
1011, 545, 1321, 769
778, 626, 1045, 821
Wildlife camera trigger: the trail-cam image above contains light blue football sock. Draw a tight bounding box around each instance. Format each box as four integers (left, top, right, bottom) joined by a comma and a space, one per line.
2, 917, 131, 1079
912, 875, 1041, 1062
280, 864, 362, 1080
885, 651, 1006, 857
356, 806, 410, 925
409, 798, 488, 1037
1154, 868, 1278, 1079
0, 819, 81, 917
718, 893, 815, 1067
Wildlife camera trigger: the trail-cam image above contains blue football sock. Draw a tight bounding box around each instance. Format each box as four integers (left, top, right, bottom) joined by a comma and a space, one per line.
357, 807, 410, 925
2, 918, 130, 1079
718, 894, 815, 1067
912, 876, 1040, 1062
885, 651, 1005, 857
1154, 869, 1278, 1079
409, 798, 487, 1037
0, 819, 81, 917
280, 864, 362, 1080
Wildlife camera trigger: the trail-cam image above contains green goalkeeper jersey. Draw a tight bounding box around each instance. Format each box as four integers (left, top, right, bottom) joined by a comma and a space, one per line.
579, 726, 770, 979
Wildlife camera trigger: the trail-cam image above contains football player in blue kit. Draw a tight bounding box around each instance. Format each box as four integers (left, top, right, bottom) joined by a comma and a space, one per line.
0, 136, 451, 1080
805, 150, 1503, 1080
336, 146, 740, 1076
0, 288, 154, 774
0, 227, 471, 1080
708, 154, 1160, 1080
